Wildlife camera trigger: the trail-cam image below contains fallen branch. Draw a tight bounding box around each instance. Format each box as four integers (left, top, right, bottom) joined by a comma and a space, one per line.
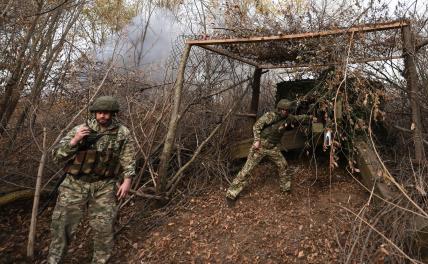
128, 189, 165, 200
0, 189, 48, 207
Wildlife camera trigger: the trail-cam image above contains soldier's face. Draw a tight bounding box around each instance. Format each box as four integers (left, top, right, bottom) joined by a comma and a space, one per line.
280, 109, 289, 117
95, 111, 112, 126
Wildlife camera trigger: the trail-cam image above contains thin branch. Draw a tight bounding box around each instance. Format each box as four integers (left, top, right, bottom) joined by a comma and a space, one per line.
340, 206, 423, 264
166, 84, 251, 196
416, 38, 428, 51
368, 105, 428, 218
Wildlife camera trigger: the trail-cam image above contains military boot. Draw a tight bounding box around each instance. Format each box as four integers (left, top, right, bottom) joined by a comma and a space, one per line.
280, 181, 291, 194
225, 192, 237, 208
226, 197, 236, 208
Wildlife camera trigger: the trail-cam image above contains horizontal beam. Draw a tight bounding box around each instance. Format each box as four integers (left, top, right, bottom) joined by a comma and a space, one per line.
197, 45, 260, 67
235, 112, 257, 118
260, 55, 403, 69
187, 20, 410, 46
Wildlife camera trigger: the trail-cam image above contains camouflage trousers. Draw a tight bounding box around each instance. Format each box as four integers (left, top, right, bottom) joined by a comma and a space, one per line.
226, 145, 290, 200
48, 175, 117, 264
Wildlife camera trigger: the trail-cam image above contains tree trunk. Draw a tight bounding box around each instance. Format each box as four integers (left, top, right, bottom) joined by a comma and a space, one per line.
27, 128, 47, 258
157, 44, 192, 193
0, 5, 42, 135
402, 25, 426, 162
14, 4, 79, 138
241, 67, 262, 138
248, 68, 262, 127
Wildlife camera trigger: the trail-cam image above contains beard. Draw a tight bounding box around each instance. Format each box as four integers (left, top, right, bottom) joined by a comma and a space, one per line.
96, 117, 111, 126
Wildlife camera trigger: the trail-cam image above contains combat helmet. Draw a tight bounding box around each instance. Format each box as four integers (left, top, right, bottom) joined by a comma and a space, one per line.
89, 96, 120, 113
276, 99, 293, 110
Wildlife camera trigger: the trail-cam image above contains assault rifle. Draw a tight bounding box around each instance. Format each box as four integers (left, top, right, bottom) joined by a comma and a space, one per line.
79, 129, 103, 150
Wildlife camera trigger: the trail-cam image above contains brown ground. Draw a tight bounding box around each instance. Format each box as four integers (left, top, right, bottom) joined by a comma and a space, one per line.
0, 158, 367, 264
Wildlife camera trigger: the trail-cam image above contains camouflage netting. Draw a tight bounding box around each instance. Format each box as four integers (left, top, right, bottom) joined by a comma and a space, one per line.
275, 70, 387, 170
190, 21, 406, 68
186, 19, 412, 173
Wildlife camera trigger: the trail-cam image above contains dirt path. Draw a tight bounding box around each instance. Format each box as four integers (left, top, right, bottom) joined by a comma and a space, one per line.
0, 159, 367, 263
128, 160, 367, 263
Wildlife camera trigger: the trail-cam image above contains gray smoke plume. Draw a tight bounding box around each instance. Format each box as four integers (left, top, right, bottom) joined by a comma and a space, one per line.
95, 7, 185, 83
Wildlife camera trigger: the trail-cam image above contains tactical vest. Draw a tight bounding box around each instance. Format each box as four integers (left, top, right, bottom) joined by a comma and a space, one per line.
260, 114, 287, 146
64, 128, 124, 178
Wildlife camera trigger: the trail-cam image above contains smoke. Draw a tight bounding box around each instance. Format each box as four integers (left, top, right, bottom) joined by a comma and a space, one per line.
95, 7, 185, 83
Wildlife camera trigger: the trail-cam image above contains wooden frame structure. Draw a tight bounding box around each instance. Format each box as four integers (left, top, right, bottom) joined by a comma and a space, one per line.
188, 20, 409, 69
157, 19, 425, 192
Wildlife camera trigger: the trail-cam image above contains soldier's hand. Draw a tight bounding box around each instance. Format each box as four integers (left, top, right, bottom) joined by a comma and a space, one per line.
117, 178, 132, 199
323, 143, 327, 152
309, 115, 317, 122
70, 125, 91, 146
252, 140, 261, 150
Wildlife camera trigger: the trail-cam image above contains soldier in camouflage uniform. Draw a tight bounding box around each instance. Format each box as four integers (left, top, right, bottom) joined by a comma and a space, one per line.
48, 96, 136, 264
226, 99, 312, 204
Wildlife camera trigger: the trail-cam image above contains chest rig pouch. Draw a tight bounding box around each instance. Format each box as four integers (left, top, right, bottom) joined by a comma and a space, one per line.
64, 128, 125, 178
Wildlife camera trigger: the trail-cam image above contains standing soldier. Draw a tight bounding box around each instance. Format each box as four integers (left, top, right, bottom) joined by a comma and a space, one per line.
226, 99, 312, 205
48, 96, 136, 264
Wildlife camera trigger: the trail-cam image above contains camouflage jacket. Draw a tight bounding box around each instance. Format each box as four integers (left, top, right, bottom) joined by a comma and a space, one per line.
53, 118, 137, 179
253, 111, 311, 146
